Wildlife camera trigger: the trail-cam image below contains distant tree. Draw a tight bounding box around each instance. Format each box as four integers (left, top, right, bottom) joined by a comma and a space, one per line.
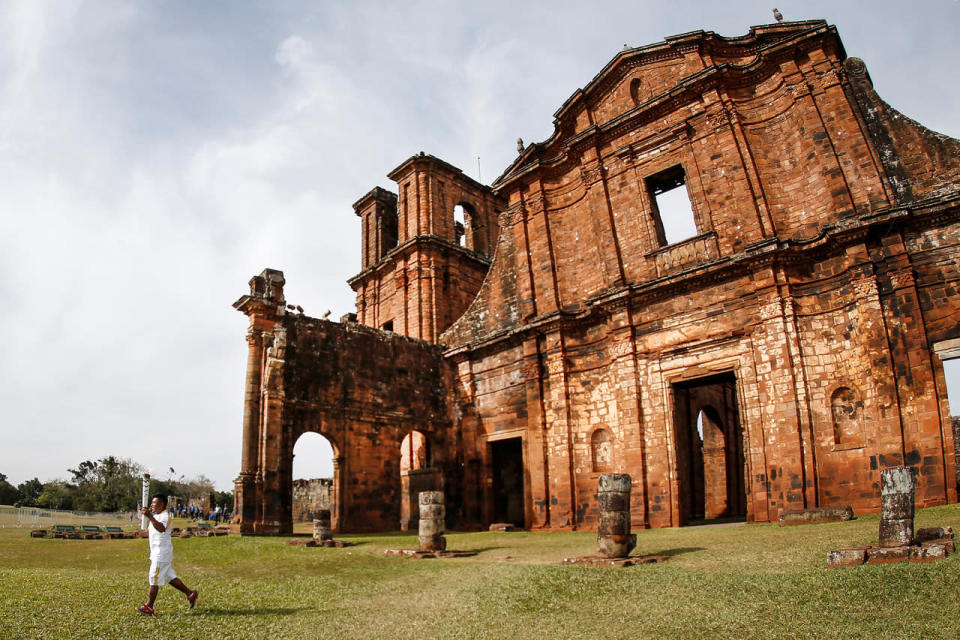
36, 481, 75, 510
67, 457, 143, 512
183, 475, 215, 501
68, 460, 99, 486
16, 478, 43, 507
0, 473, 18, 505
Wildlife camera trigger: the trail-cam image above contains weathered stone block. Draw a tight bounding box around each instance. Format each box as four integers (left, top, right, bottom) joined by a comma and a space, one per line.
597, 473, 632, 494
779, 506, 854, 526
596, 492, 630, 512
419, 504, 444, 520
418, 518, 444, 537
418, 535, 446, 552
910, 544, 947, 562
827, 547, 868, 568
313, 512, 333, 541
915, 526, 953, 543
597, 511, 630, 536
881, 493, 914, 520
419, 491, 444, 506
597, 533, 637, 559
867, 546, 912, 564
880, 467, 915, 496
879, 518, 914, 547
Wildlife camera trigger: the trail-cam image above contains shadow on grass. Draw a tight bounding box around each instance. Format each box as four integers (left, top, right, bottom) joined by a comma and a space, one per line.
684, 516, 747, 527
644, 547, 706, 557
194, 606, 311, 617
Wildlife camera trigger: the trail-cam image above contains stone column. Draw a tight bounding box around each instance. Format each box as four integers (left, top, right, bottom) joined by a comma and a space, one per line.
597, 473, 636, 558
241, 330, 266, 474
418, 491, 446, 552
313, 509, 332, 541
879, 466, 915, 547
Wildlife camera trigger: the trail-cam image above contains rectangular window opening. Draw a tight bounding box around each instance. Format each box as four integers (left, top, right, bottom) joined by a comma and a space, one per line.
379, 207, 398, 257
943, 358, 960, 417
646, 165, 698, 246
381, 320, 394, 332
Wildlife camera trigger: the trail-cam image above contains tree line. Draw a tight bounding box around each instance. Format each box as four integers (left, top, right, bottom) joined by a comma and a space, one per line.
0, 456, 233, 513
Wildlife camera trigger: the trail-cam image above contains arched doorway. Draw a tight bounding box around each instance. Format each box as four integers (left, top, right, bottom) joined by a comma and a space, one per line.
292, 432, 336, 532
399, 430, 440, 530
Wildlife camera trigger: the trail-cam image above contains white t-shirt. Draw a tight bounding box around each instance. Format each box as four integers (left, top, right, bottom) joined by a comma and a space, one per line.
148, 510, 174, 563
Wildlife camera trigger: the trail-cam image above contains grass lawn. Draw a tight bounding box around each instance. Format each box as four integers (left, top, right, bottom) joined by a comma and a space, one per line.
2, 506, 959, 639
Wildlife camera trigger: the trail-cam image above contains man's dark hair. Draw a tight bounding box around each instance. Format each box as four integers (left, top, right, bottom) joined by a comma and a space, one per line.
152, 493, 168, 507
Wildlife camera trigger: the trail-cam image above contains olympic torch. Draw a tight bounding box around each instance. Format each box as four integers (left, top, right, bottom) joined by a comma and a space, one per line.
141, 472, 151, 530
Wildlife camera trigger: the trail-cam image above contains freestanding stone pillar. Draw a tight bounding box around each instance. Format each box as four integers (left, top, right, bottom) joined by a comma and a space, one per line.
313, 509, 332, 542
418, 491, 446, 552
597, 473, 637, 558
879, 466, 915, 547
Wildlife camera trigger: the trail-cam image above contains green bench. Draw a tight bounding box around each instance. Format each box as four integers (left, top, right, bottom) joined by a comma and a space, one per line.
52, 525, 81, 539
103, 526, 132, 539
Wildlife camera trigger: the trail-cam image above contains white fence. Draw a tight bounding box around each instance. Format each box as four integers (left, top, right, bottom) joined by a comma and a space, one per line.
0, 505, 136, 529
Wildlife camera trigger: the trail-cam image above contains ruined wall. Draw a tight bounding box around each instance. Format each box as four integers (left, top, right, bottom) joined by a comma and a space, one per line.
234, 276, 457, 534
292, 478, 332, 522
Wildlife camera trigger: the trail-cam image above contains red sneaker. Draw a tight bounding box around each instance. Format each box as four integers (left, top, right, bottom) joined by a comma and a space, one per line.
136, 604, 154, 616
187, 589, 198, 609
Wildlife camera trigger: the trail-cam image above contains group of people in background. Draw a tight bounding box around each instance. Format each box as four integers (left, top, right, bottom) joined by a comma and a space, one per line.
157, 503, 229, 523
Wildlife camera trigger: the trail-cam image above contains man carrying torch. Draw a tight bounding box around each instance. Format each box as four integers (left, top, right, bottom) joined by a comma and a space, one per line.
136, 479, 198, 615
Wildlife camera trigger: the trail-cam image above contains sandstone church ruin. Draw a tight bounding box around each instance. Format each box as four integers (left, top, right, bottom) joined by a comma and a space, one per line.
232, 20, 960, 535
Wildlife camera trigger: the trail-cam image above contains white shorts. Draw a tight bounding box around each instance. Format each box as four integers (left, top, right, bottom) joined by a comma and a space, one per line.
148, 561, 177, 586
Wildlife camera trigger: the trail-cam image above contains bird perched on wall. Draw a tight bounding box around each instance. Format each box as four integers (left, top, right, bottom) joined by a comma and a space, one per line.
773, 8, 784, 22
296, 305, 304, 314
516, 138, 524, 154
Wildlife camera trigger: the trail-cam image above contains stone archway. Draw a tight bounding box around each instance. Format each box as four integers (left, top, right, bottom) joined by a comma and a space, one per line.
291, 431, 337, 531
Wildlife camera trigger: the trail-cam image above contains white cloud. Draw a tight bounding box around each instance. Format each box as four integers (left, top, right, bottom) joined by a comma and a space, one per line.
275, 35, 315, 70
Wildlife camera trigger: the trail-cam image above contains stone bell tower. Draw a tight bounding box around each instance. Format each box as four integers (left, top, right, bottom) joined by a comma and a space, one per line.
348, 152, 505, 342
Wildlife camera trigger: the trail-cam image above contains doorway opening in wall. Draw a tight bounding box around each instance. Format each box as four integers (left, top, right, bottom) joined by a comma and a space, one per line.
941, 358, 960, 418
291, 432, 336, 532
671, 372, 746, 526
939, 355, 960, 494
646, 164, 698, 246
490, 437, 525, 527
399, 430, 440, 531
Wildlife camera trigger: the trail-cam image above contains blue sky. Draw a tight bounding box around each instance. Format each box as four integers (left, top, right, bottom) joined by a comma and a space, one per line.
2, 1, 958, 491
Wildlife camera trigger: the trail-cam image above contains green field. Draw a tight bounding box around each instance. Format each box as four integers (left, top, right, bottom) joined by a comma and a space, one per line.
2, 506, 959, 639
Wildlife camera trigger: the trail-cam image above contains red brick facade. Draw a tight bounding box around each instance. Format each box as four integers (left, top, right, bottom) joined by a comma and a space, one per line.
234, 20, 960, 534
